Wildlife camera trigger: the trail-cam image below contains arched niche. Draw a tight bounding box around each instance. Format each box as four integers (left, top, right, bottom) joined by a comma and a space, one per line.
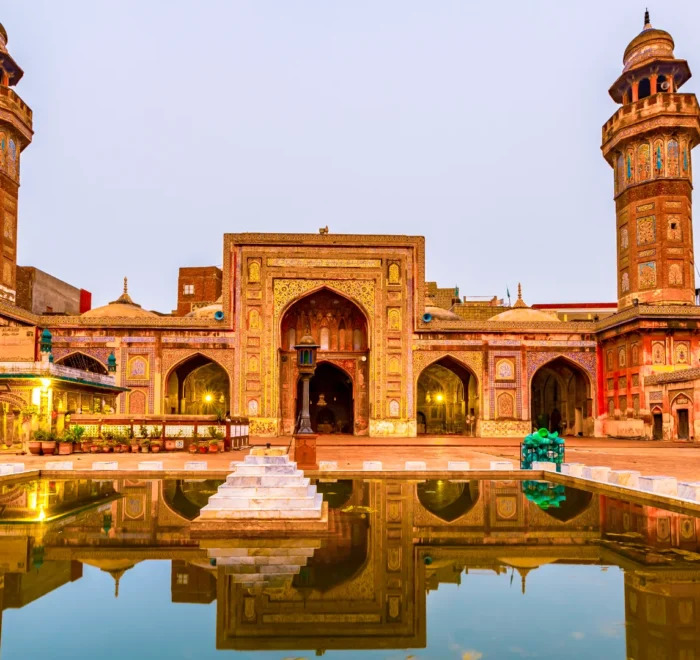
530, 357, 593, 436
416, 356, 479, 435
296, 362, 354, 434
541, 486, 593, 523
164, 354, 230, 415
162, 479, 224, 521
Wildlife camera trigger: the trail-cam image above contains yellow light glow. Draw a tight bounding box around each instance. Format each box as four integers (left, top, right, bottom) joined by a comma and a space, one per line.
204, 394, 213, 403
40, 378, 51, 389
435, 394, 444, 402
38, 507, 46, 522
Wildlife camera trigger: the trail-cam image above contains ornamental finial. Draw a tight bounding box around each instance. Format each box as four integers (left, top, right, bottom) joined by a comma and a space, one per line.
513, 282, 528, 308
644, 8, 651, 29
123, 277, 128, 294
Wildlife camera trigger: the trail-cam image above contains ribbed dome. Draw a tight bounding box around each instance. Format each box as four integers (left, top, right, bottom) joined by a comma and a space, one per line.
623, 14, 676, 72
82, 277, 158, 319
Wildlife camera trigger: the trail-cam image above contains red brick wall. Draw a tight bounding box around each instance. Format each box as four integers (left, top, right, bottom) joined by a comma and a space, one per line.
175, 266, 222, 316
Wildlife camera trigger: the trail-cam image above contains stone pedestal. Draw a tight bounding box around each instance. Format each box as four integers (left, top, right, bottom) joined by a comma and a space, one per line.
293, 434, 318, 470
561, 463, 585, 477
639, 475, 678, 496
194, 451, 327, 532
609, 470, 641, 488
582, 466, 612, 482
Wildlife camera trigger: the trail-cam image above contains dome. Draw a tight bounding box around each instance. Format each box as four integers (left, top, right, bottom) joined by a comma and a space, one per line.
623, 14, 676, 72
423, 296, 460, 321
185, 295, 223, 319
82, 277, 158, 319
490, 283, 559, 323
424, 305, 460, 321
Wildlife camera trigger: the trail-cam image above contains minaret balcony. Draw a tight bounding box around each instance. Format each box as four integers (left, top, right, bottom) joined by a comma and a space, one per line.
602, 92, 700, 159
0, 86, 33, 146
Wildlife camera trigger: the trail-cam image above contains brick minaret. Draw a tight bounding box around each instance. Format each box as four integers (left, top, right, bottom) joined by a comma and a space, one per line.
602, 12, 700, 309
0, 24, 32, 304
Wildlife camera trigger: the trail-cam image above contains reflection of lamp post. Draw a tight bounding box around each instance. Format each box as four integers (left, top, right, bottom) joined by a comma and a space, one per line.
293, 332, 319, 469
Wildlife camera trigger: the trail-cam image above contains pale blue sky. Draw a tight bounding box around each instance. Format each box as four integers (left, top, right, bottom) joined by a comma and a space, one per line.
4, 1, 699, 312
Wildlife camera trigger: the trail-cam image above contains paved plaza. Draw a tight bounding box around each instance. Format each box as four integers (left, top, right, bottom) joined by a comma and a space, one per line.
10, 436, 700, 482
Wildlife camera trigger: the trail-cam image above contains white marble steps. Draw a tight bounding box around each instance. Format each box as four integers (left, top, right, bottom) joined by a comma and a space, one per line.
199, 453, 323, 521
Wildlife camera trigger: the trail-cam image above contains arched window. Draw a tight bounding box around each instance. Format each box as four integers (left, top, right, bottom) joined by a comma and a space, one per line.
320, 326, 330, 350
353, 329, 362, 351
338, 320, 346, 351
288, 327, 296, 351
638, 78, 651, 100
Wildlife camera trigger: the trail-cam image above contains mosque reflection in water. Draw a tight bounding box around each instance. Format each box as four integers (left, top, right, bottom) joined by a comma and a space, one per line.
0, 475, 698, 658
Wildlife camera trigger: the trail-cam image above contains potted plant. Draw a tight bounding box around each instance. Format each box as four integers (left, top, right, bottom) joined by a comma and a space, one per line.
208, 426, 225, 452
208, 439, 219, 453
29, 428, 45, 455
81, 438, 92, 453
149, 426, 163, 452
90, 440, 101, 453
165, 429, 181, 452
102, 440, 114, 453
197, 440, 208, 454
40, 429, 58, 456
58, 431, 73, 455
188, 441, 198, 454
130, 440, 140, 453
140, 440, 150, 453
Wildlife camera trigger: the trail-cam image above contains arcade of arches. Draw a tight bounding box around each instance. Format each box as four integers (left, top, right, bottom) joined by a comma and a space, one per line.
280, 288, 369, 435
417, 358, 478, 435
164, 355, 230, 415
530, 358, 593, 436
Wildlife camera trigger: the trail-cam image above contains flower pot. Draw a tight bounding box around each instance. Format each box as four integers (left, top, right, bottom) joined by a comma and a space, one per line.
102, 446, 111, 453
130, 445, 140, 453
41, 441, 57, 456
188, 444, 198, 454
164, 439, 176, 451
58, 442, 73, 455
29, 441, 42, 456
140, 446, 150, 453
217, 440, 225, 452
198, 445, 208, 454
90, 446, 100, 453
81, 441, 92, 453
208, 444, 218, 453
120, 444, 129, 453
151, 445, 161, 453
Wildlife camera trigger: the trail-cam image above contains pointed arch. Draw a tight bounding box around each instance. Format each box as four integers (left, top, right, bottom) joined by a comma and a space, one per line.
163, 352, 231, 415
55, 351, 108, 375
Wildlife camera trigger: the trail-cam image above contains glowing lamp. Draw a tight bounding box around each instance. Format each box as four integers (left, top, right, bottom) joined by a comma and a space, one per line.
204, 394, 213, 403
436, 393, 444, 403
40, 378, 51, 389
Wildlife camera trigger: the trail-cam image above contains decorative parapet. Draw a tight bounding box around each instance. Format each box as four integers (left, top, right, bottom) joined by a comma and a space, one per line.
644, 367, 700, 385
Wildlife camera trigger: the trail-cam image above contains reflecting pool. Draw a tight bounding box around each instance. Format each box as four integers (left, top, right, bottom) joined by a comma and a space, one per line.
0, 476, 698, 659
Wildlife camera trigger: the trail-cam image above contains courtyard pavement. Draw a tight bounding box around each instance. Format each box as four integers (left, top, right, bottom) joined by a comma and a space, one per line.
7, 435, 700, 482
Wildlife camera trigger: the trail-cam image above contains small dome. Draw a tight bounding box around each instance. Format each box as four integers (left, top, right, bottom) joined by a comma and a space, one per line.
185, 295, 223, 318
490, 283, 559, 323
82, 277, 158, 319
491, 308, 559, 323
297, 333, 317, 346
424, 305, 460, 321
623, 14, 675, 72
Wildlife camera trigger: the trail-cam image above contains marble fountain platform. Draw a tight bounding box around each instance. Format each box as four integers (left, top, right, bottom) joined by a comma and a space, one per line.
191, 448, 329, 536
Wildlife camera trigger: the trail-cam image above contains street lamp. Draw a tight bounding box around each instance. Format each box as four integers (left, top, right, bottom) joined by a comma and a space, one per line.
294, 332, 319, 434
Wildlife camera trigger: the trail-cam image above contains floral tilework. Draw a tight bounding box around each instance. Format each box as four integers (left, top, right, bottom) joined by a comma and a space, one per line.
621, 271, 630, 293
638, 261, 657, 289
620, 226, 629, 251
636, 216, 656, 246
668, 262, 683, 287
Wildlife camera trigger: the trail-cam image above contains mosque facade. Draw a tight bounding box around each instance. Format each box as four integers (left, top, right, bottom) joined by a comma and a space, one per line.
0, 14, 698, 441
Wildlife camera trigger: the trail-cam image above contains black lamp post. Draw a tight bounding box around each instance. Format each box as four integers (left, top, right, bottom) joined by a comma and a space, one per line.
295, 333, 319, 434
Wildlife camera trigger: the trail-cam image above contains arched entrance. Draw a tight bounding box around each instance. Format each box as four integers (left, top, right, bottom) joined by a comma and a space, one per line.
530, 357, 593, 436
164, 354, 230, 415
417, 357, 478, 435
279, 288, 369, 435
296, 362, 353, 433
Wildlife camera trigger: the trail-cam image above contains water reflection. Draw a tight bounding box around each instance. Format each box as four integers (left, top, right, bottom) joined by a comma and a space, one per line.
0, 477, 697, 658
